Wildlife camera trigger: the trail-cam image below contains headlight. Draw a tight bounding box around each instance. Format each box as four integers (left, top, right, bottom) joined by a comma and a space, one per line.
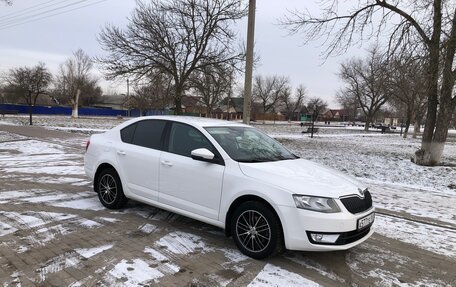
292, 195, 341, 213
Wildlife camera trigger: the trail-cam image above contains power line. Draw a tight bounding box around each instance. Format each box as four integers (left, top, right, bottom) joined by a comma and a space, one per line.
0, 0, 67, 22
0, 0, 93, 27
0, 0, 107, 31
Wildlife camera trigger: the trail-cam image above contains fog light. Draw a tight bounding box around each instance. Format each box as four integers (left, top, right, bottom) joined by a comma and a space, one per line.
310, 233, 340, 243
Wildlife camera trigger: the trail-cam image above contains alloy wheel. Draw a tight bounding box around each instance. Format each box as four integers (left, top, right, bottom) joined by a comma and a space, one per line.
236, 210, 271, 253
99, 174, 117, 204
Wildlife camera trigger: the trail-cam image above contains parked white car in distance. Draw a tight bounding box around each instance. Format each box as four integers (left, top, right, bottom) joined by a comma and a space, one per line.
84, 116, 374, 259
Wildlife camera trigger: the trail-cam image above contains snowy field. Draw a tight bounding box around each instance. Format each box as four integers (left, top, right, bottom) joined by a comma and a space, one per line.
0, 115, 455, 286
2, 115, 455, 194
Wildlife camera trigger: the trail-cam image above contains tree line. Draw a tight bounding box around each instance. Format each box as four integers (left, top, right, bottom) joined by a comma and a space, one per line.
283, 0, 456, 166
2, 0, 455, 167
1, 49, 101, 125
337, 46, 429, 138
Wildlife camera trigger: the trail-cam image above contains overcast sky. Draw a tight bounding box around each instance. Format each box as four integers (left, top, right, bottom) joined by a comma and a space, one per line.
0, 0, 369, 107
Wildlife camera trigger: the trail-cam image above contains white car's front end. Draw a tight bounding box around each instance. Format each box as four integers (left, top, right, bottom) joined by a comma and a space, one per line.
236, 158, 375, 251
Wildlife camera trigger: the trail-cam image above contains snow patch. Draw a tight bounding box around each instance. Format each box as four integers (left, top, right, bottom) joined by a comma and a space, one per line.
75, 244, 113, 259
374, 215, 456, 258
37, 253, 81, 282
50, 197, 104, 211
247, 263, 320, 287
286, 256, 346, 283
0, 221, 18, 237
107, 258, 164, 285
156, 231, 213, 255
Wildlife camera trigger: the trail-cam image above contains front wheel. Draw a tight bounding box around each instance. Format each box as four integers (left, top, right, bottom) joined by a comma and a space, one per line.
230, 201, 283, 259
96, 168, 128, 209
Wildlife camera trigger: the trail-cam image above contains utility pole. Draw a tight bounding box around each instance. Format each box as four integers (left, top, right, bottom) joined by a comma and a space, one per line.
127, 78, 130, 117
243, 0, 256, 125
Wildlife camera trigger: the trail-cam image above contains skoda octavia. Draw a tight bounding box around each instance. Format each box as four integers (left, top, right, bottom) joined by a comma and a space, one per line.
84, 116, 374, 259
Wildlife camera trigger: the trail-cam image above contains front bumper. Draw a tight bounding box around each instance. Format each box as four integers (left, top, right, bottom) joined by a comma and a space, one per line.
278, 205, 375, 251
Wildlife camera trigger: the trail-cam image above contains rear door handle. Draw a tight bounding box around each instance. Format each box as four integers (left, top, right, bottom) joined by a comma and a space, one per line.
161, 160, 173, 167
117, 150, 126, 156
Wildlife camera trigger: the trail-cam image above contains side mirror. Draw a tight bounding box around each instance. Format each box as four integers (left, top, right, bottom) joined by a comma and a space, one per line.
191, 148, 215, 162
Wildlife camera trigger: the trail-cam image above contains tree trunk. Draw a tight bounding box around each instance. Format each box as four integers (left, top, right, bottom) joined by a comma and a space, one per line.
414, 0, 443, 165
71, 89, 80, 118
174, 86, 183, 115
28, 92, 33, 125
403, 109, 413, 139
413, 120, 420, 139
364, 118, 371, 131
28, 104, 33, 126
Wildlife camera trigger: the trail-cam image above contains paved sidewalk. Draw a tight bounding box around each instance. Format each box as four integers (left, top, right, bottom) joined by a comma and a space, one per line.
0, 124, 83, 141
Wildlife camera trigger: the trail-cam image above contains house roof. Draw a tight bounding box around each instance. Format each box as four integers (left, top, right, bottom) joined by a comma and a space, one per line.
219, 97, 244, 112
326, 109, 347, 118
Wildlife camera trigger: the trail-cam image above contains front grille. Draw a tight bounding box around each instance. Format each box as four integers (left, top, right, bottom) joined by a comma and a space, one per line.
306, 225, 372, 246
340, 190, 372, 214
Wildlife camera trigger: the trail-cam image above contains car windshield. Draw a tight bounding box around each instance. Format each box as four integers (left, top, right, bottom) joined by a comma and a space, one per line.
205, 126, 298, 163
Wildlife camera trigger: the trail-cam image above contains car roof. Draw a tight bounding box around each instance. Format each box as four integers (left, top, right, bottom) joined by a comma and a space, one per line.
128, 115, 249, 128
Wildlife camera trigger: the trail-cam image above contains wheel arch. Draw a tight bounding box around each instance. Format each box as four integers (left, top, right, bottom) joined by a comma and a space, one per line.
94, 163, 117, 193
224, 194, 284, 239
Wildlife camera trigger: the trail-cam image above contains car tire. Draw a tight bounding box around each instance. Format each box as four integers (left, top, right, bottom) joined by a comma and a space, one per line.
96, 168, 128, 209
231, 201, 283, 259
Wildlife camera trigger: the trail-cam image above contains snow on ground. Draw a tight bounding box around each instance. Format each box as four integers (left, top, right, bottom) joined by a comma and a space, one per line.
106, 258, 165, 285
259, 124, 456, 194
369, 183, 456, 226
3, 115, 454, 194
75, 244, 114, 259
375, 215, 456, 258
248, 263, 320, 287
156, 231, 214, 255
1, 116, 456, 286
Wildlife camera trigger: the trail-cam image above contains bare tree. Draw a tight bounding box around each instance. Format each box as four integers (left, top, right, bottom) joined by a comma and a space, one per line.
4, 63, 52, 125
55, 49, 94, 118
126, 74, 173, 116
388, 55, 428, 138
283, 0, 456, 166
307, 97, 328, 120
338, 48, 390, 131
281, 84, 307, 121
336, 90, 359, 122
190, 63, 234, 117
253, 75, 289, 121
98, 0, 246, 115
307, 97, 328, 138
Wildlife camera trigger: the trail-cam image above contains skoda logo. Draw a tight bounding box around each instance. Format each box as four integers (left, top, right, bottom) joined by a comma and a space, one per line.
358, 188, 367, 198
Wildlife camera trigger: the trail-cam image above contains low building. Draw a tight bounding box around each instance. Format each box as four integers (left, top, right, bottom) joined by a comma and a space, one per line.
323, 109, 348, 122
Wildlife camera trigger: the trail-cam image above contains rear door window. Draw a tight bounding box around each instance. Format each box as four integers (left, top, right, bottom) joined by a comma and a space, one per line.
131, 120, 166, 150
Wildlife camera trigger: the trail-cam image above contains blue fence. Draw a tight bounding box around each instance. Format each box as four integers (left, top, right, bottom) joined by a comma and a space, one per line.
0, 104, 128, 117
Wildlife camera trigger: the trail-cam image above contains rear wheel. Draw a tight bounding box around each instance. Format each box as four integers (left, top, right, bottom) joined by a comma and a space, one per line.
96, 168, 128, 209
231, 201, 283, 259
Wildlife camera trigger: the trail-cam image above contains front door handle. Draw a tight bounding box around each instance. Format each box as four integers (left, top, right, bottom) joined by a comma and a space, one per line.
117, 150, 126, 156
161, 160, 173, 167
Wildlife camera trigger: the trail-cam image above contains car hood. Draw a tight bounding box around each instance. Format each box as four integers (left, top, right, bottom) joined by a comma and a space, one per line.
238, 158, 363, 198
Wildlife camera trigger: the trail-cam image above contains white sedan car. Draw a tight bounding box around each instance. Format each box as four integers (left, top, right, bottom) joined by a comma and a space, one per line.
84, 116, 374, 259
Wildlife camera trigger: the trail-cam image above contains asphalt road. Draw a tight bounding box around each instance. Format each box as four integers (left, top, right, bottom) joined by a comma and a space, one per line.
0, 124, 455, 286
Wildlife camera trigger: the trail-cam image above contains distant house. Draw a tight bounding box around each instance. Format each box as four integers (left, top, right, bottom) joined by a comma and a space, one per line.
214, 97, 244, 120
181, 95, 205, 115
323, 109, 348, 122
